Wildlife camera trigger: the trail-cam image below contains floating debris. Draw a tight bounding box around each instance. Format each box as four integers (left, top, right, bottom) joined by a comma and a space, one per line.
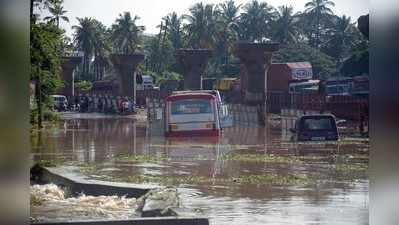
30, 184, 139, 221
136, 187, 179, 217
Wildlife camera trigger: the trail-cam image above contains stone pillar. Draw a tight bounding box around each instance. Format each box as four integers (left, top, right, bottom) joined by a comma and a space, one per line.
175, 49, 212, 90
234, 42, 279, 105
111, 53, 145, 98
60, 56, 82, 97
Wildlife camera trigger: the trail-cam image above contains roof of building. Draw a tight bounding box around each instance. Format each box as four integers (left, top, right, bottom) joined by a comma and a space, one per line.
286, 62, 312, 69
271, 61, 312, 70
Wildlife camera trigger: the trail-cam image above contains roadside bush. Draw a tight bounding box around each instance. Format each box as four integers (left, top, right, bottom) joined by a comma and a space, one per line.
42, 109, 60, 122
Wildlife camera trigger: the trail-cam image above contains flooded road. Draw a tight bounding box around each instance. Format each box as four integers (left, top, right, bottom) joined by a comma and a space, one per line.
31, 113, 369, 225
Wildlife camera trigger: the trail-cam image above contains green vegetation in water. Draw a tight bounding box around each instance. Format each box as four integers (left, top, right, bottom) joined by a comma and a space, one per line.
335, 163, 368, 173
338, 138, 370, 145
104, 173, 313, 186
237, 174, 311, 186
117, 154, 169, 163
79, 163, 100, 174
221, 154, 304, 163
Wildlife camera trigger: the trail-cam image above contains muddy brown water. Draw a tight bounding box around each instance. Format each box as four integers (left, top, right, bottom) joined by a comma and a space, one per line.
31, 113, 369, 225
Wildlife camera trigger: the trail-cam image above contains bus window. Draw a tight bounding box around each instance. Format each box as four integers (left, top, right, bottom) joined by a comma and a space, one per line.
171, 99, 212, 115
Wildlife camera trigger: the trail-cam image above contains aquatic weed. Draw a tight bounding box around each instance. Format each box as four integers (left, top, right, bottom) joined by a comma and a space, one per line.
116, 154, 169, 163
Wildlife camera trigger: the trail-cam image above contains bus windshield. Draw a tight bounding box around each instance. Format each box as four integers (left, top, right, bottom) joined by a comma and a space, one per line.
171, 99, 212, 115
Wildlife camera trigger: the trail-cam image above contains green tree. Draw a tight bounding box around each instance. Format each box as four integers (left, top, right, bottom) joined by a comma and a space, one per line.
340, 40, 368, 77
184, 3, 219, 49
143, 34, 175, 74
238, 0, 277, 42
111, 12, 145, 54
214, 0, 241, 68
31, 0, 62, 22
91, 20, 111, 81
72, 17, 97, 80
30, 22, 64, 126
272, 5, 302, 45
162, 12, 183, 50
43, 0, 69, 28
303, 0, 335, 48
274, 43, 337, 79
322, 15, 360, 64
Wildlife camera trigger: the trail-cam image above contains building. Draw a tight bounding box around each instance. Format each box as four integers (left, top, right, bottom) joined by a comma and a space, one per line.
267, 62, 314, 93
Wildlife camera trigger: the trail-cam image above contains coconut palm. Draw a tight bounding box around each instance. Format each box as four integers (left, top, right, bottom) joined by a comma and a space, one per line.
215, 0, 241, 66
184, 3, 220, 49
238, 0, 277, 42
162, 12, 183, 50
304, 0, 335, 48
31, 0, 62, 22
111, 12, 145, 54
324, 15, 359, 64
73, 17, 97, 79
91, 20, 111, 80
273, 5, 302, 45
43, 1, 69, 27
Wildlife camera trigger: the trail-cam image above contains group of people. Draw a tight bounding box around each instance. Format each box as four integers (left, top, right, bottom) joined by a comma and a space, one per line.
73, 94, 136, 114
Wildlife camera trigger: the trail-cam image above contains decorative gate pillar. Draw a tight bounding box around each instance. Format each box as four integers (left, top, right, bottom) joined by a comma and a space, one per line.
175, 49, 212, 90
60, 56, 82, 97
111, 53, 145, 97
234, 42, 279, 105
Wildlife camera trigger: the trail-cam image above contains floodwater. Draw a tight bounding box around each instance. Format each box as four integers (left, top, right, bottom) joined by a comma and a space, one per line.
30, 184, 139, 222
31, 112, 369, 225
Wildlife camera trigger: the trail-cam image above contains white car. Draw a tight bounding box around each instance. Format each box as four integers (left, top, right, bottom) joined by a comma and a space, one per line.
137, 75, 154, 90
51, 95, 68, 111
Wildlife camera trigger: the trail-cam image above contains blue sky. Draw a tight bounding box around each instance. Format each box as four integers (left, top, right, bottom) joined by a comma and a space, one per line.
40, 0, 369, 38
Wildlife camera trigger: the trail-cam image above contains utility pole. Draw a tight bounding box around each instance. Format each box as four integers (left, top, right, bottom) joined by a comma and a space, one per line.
36, 75, 42, 129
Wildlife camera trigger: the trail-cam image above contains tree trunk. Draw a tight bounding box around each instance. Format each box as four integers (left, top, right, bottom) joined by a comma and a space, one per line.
316, 10, 320, 48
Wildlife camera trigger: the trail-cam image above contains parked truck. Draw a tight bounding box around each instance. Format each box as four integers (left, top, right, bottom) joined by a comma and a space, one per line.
267, 62, 318, 94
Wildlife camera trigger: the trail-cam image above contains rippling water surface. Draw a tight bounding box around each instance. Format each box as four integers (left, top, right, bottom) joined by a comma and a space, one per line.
31, 113, 369, 225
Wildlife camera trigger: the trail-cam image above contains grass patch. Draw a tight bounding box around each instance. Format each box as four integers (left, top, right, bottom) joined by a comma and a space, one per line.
221, 154, 303, 163
117, 154, 169, 163
335, 163, 368, 173
236, 174, 311, 185
104, 173, 313, 186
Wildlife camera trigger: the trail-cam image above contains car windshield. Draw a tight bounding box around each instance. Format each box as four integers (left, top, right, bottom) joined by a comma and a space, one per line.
54, 97, 65, 101
302, 118, 334, 131
171, 99, 212, 115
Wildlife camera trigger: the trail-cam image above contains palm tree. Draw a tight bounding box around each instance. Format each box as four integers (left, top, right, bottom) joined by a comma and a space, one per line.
215, 0, 241, 66
31, 0, 61, 22
91, 20, 111, 80
183, 3, 219, 49
111, 12, 145, 54
304, 0, 335, 48
43, 1, 69, 27
324, 15, 359, 65
238, 0, 277, 42
72, 17, 97, 79
273, 5, 301, 45
162, 12, 183, 50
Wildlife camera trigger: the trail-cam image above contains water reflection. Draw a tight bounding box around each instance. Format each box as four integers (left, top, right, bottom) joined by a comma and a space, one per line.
31, 114, 369, 225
